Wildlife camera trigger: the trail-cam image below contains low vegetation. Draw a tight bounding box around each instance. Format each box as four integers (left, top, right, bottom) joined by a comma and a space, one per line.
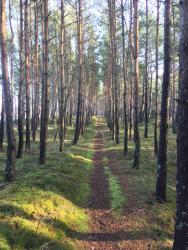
0, 124, 95, 250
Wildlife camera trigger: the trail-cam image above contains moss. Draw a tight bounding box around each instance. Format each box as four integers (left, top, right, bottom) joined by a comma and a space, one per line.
103, 157, 126, 214
103, 121, 176, 248
0, 123, 95, 250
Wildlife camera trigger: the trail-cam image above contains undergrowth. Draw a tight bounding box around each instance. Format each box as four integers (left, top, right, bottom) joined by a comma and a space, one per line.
103, 121, 176, 249
0, 123, 95, 250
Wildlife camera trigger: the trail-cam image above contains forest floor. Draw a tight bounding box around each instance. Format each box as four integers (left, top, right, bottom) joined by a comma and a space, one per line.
79, 119, 175, 250
0, 117, 176, 249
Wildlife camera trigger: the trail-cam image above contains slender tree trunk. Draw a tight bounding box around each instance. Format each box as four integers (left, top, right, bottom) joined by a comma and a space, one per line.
0, 0, 16, 182
121, 0, 128, 154
59, 0, 65, 152
172, 6, 177, 134
112, 0, 119, 144
73, 0, 83, 145
129, 0, 133, 140
39, 0, 49, 164
144, 0, 149, 138
17, 0, 24, 158
173, 1, 188, 248
133, 0, 140, 169
8, 0, 14, 111
156, 0, 171, 203
32, 2, 39, 142
154, 0, 159, 155
24, 0, 30, 153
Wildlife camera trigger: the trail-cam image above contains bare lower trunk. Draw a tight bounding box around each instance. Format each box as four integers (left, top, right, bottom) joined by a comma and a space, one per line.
133, 0, 140, 169
17, 0, 24, 159
39, 0, 49, 164
173, 1, 188, 248
0, 0, 16, 182
156, 0, 171, 203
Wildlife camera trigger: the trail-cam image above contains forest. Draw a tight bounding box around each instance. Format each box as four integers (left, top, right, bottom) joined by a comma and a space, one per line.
0, 0, 187, 249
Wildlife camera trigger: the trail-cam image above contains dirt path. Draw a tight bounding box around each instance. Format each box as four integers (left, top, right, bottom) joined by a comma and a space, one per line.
80, 125, 155, 250
82, 126, 121, 250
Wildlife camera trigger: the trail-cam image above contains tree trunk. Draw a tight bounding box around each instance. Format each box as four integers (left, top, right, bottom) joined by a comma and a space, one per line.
121, 0, 128, 154
154, 0, 159, 155
133, 0, 140, 169
156, 0, 171, 203
0, 0, 16, 182
17, 0, 24, 159
32, 1, 39, 142
24, 0, 30, 153
144, 0, 148, 138
39, 0, 49, 164
72, 0, 83, 145
173, 1, 188, 248
59, 0, 65, 152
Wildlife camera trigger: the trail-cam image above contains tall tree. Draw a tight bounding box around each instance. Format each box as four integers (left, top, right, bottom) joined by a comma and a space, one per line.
24, 0, 31, 153
17, 0, 24, 159
133, 0, 140, 169
173, 1, 188, 248
154, 0, 159, 155
112, 0, 119, 144
144, 0, 148, 138
72, 0, 83, 145
59, 0, 65, 152
39, 0, 49, 164
32, 1, 39, 142
0, 0, 16, 181
155, 0, 171, 203
121, 0, 128, 154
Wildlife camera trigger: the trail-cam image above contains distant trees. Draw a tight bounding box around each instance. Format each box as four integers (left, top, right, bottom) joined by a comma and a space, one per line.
0, 0, 16, 181
173, 1, 188, 248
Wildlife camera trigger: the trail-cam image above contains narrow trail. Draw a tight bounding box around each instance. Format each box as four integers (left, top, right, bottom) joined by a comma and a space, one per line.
83, 125, 121, 250
80, 124, 155, 250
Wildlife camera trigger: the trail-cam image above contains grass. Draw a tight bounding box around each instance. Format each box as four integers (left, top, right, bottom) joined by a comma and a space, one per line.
103, 157, 126, 215
0, 117, 177, 249
103, 121, 177, 249
0, 122, 95, 250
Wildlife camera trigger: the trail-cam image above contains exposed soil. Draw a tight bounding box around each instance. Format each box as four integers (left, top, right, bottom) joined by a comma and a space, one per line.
80, 125, 157, 250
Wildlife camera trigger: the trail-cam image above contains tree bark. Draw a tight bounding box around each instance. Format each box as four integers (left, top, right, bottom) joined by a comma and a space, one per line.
121, 0, 128, 154
59, 0, 65, 152
133, 0, 140, 169
0, 0, 16, 182
144, 0, 149, 138
24, 0, 31, 153
154, 0, 159, 155
17, 0, 24, 159
72, 0, 83, 145
32, 1, 39, 142
39, 0, 49, 164
156, 0, 171, 203
173, 1, 188, 248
